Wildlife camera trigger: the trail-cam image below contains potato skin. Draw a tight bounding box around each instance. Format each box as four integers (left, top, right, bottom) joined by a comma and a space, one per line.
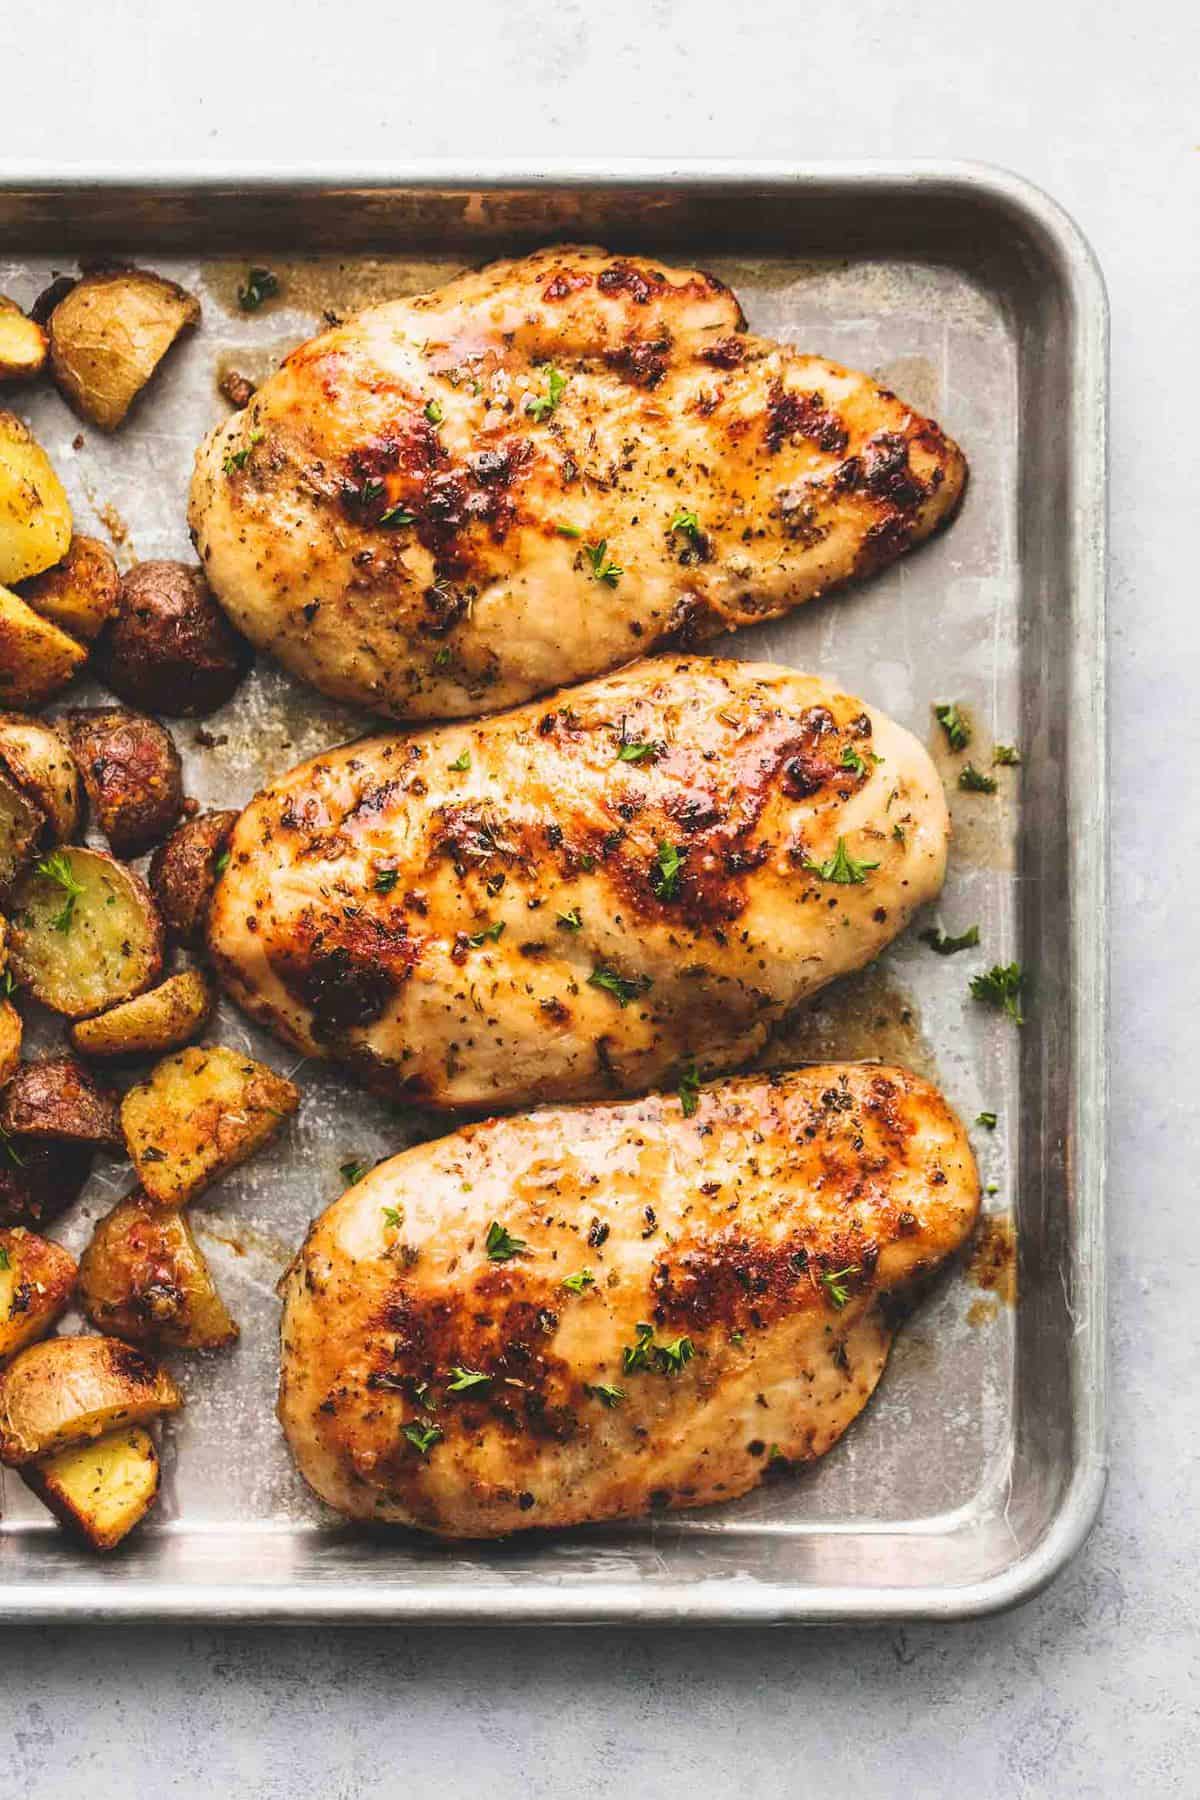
96, 561, 252, 717
17, 534, 119, 642
0, 1333, 181, 1464
121, 1045, 299, 1206
70, 969, 213, 1060
0, 761, 44, 897
0, 412, 73, 586
62, 707, 183, 857
0, 583, 86, 711
47, 268, 200, 431
0, 1056, 122, 1147
148, 810, 237, 948
9, 846, 164, 1019
0, 1137, 94, 1230
0, 998, 21, 1086
0, 1227, 77, 1365
79, 1190, 238, 1351
0, 714, 83, 844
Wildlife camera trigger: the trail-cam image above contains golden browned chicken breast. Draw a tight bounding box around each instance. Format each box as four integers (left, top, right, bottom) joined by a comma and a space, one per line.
278, 1064, 979, 1536
208, 658, 948, 1111
189, 246, 967, 719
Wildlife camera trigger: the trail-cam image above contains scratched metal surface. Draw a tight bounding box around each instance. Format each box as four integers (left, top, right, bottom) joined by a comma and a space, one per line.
0, 169, 1106, 1621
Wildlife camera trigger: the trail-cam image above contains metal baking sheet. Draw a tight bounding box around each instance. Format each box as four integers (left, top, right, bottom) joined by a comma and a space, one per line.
0, 162, 1107, 1623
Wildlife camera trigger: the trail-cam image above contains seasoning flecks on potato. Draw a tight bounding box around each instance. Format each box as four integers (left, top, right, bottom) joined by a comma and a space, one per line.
0, 1227, 78, 1365
0, 585, 86, 712
79, 1190, 238, 1351
70, 968, 214, 1061
96, 560, 252, 717
21, 1422, 161, 1551
0, 714, 83, 844
8, 845, 164, 1019
62, 706, 183, 858
0, 1333, 181, 1465
47, 267, 200, 431
0, 411, 72, 586
121, 1045, 299, 1206
17, 534, 119, 642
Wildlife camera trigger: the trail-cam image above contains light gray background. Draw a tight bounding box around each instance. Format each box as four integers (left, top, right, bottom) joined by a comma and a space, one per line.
0, 3, 1194, 1795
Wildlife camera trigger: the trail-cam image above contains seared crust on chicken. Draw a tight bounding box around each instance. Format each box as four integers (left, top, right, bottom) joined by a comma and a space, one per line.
189, 246, 967, 719
277, 1064, 979, 1536
208, 658, 948, 1111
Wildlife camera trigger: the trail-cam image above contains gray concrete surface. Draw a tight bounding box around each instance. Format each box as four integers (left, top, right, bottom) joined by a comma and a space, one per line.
1, 2, 1195, 1794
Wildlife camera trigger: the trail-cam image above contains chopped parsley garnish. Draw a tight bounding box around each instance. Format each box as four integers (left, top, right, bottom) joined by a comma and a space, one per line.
0, 1128, 24, 1169
623, 1322, 695, 1376
467, 920, 504, 947
237, 266, 279, 311
993, 744, 1022, 766
958, 763, 997, 794
971, 962, 1026, 1025
616, 740, 660, 764
588, 966, 653, 1008
892, 823, 906, 845
379, 504, 416, 528
446, 1367, 492, 1394
381, 1205, 403, 1228
222, 429, 264, 475
355, 476, 384, 507
433, 645, 451, 667
584, 540, 623, 586
340, 1160, 367, 1186
934, 703, 971, 751
485, 1219, 528, 1262
526, 366, 566, 422
669, 507, 701, 539
557, 908, 583, 931
0, 1245, 8, 1270
819, 1265, 859, 1309
585, 1382, 627, 1407
214, 850, 231, 875
976, 1112, 998, 1129
650, 839, 684, 901
561, 1268, 596, 1294
839, 743, 869, 777
920, 923, 980, 956
678, 1058, 701, 1118
448, 749, 471, 772
803, 837, 879, 885
374, 866, 399, 893
35, 850, 84, 933
557, 523, 582, 539
424, 398, 444, 425
402, 1422, 443, 1456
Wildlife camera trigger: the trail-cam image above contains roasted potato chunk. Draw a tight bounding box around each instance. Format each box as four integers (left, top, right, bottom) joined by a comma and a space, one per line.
62, 707, 182, 857
0, 714, 82, 844
22, 1423, 160, 1551
0, 1137, 93, 1230
70, 969, 213, 1060
0, 1333, 180, 1464
122, 1045, 299, 1206
0, 1056, 122, 1148
79, 1190, 237, 1350
0, 584, 86, 711
17, 534, 119, 642
0, 411, 72, 584
0, 1227, 77, 1364
0, 998, 21, 1086
148, 810, 237, 949
96, 560, 252, 717
0, 761, 44, 897
0, 299, 48, 384
9, 846, 164, 1018
47, 268, 200, 431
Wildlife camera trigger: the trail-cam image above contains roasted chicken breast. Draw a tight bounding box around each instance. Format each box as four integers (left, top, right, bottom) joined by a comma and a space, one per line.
209, 658, 948, 1111
189, 246, 967, 719
278, 1064, 979, 1536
